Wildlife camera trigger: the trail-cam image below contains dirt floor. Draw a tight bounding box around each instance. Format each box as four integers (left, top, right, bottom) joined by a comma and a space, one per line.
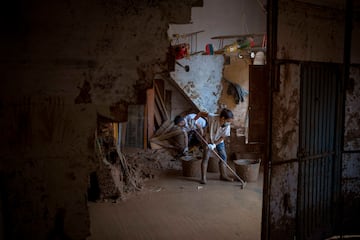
87, 153, 263, 240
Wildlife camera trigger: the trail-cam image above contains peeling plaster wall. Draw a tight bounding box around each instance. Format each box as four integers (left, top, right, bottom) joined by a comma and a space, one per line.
269, 162, 298, 239
164, 80, 194, 119
170, 54, 224, 113
269, 64, 300, 239
0, 0, 197, 239
272, 64, 300, 162
221, 58, 250, 129
277, 1, 345, 62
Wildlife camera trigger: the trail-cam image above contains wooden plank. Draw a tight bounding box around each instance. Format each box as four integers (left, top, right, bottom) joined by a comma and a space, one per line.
171, 30, 204, 39
154, 83, 169, 120
146, 88, 155, 141
153, 119, 173, 137
155, 92, 168, 121
144, 100, 148, 150
165, 90, 172, 120
113, 122, 119, 147
154, 104, 162, 128
121, 122, 127, 149
154, 79, 165, 100
211, 33, 265, 39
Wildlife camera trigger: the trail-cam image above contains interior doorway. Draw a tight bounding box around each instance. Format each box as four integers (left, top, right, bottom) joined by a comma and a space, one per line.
88, 0, 267, 239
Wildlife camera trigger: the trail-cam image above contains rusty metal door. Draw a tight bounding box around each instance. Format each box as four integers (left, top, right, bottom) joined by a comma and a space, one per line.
297, 63, 342, 239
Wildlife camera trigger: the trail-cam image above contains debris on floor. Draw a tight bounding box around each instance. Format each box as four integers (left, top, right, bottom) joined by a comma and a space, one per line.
88, 119, 183, 202
87, 116, 212, 202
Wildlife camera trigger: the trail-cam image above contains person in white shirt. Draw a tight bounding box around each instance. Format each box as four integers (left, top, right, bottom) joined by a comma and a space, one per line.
183, 113, 207, 135
194, 108, 234, 184
174, 113, 208, 153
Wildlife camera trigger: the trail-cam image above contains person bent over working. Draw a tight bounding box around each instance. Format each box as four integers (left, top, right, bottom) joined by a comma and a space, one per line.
194, 108, 234, 184
175, 113, 208, 151
171, 115, 189, 156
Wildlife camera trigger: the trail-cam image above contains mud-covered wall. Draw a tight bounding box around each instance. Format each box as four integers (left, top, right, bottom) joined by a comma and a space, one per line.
0, 0, 199, 239
269, 0, 360, 238
269, 64, 300, 238
277, 1, 345, 62
342, 66, 360, 232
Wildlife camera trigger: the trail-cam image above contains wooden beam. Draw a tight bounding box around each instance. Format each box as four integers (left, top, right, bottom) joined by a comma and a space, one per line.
165, 90, 172, 119
146, 88, 155, 141
154, 83, 169, 120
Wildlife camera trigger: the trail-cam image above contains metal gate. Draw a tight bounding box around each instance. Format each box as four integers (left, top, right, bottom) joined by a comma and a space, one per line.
297, 63, 342, 239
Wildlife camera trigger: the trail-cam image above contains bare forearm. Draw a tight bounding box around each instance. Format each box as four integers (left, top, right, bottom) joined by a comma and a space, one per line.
214, 137, 224, 145
194, 111, 208, 120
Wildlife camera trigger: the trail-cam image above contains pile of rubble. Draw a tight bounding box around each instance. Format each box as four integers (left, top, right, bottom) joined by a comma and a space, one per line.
88, 121, 182, 202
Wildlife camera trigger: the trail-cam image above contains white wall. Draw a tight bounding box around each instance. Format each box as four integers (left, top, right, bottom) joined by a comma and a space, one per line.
168, 0, 266, 52
170, 55, 224, 114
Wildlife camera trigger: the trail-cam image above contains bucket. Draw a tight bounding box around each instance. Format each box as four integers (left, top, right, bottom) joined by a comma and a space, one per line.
181, 156, 202, 177
234, 158, 261, 182
207, 157, 219, 173
253, 51, 265, 65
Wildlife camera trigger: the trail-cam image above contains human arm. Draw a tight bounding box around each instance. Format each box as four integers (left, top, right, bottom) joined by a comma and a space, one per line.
212, 123, 231, 145
194, 111, 208, 121
213, 136, 225, 145
195, 122, 204, 135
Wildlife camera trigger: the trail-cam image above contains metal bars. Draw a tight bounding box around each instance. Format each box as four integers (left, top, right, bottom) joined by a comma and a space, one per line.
297, 63, 341, 240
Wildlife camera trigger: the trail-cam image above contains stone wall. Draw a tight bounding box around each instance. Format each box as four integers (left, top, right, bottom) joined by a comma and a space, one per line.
0, 0, 200, 239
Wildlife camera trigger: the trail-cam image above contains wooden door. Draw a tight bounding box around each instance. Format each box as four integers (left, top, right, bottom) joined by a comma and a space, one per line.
248, 65, 269, 144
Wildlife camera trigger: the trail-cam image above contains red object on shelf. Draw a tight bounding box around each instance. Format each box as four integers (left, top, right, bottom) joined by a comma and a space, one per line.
174, 43, 189, 60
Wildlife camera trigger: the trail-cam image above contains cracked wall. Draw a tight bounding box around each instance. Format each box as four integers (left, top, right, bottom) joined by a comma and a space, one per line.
0, 0, 199, 239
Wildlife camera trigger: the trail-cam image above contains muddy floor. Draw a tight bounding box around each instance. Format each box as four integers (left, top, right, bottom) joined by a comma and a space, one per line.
87, 157, 263, 240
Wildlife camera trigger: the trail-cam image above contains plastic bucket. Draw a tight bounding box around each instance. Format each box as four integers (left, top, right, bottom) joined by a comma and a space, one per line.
207, 157, 219, 173
234, 159, 261, 182
181, 156, 202, 177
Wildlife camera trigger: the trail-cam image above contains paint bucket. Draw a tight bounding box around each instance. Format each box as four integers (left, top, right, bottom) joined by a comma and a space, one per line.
253, 51, 265, 65
234, 158, 261, 182
207, 157, 219, 173
181, 156, 202, 177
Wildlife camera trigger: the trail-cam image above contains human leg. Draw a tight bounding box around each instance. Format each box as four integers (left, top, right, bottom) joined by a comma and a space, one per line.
200, 145, 210, 184
216, 142, 233, 182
